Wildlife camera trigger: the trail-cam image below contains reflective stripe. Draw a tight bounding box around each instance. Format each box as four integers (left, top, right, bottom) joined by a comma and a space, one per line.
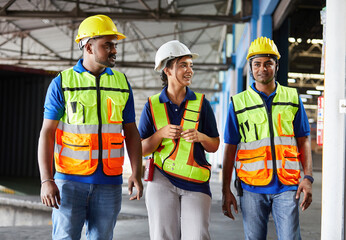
238, 138, 271, 150
276, 159, 300, 170
57, 122, 122, 134
236, 159, 300, 172
238, 136, 297, 150
237, 160, 273, 171
55, 144, 123, 160
274, 136, 297, 147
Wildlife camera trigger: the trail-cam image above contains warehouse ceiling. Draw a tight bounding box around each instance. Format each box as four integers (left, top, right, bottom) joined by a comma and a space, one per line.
0, 0, 326, 122
0, 0, 248, 118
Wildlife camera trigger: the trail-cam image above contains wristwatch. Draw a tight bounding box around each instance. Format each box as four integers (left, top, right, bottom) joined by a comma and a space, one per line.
304, 175, 314, 184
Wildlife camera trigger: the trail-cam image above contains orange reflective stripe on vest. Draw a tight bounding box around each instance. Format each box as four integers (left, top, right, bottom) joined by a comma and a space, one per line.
149, 92, 211, 183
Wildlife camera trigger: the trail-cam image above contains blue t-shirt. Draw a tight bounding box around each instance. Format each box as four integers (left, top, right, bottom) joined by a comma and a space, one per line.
138, 87, 219, 196
224, 82, 310, 194
44, 59, 136, 185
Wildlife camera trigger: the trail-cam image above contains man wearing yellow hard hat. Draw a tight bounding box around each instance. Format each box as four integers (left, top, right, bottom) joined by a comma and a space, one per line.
38, 14, 143, 239
222, 36, 313, 239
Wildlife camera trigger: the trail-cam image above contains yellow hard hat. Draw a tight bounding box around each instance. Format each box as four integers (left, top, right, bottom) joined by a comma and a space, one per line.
75, 14, 126, 43
246, 36, 281, 60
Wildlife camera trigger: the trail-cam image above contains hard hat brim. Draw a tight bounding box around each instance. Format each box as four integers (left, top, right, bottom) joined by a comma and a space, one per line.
154, 53, 199, 72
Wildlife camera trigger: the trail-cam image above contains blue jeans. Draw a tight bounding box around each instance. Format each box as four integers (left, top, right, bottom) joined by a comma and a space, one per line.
240, 190, 301, 240
52, 179, 122, 240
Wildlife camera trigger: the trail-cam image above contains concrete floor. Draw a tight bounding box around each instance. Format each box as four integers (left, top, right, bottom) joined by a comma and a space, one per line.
0, 169, 322, 240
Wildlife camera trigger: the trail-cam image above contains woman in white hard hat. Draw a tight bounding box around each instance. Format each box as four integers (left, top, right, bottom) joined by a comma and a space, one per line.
138, 40, 220, 240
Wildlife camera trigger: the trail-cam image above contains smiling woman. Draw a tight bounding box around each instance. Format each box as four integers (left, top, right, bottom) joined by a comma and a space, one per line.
138, 40, 220, 240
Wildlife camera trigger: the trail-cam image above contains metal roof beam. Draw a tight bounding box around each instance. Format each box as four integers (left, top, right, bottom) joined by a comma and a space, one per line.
0, 57, 229, 71
0, 10, 248, 24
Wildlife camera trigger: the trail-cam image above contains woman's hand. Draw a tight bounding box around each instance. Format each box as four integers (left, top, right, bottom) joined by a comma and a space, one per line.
181, 128, 201, 143
158, 124, 183, 139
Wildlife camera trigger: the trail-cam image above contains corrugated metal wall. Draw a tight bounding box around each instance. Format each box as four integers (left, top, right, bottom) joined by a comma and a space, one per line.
0, 66, 55, 177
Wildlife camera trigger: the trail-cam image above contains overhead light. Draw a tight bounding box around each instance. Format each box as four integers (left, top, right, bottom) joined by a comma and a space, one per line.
306, 90, 321, 95
316, 86, 324, 91
304, 104, 318, 110
311, 39, 324, 44
288, 37, 296, 43
288, 78, 296, 83
297, 38, 302, 43
288, 72, 324, 80
301, 98, 308, 103
307, 39, 311, 44
300, 94, 313, 99
308, 119, 315, 123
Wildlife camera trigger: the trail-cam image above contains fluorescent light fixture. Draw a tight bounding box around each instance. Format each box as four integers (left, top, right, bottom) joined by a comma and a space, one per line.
304, 105, 318, 110
288, 78, 296, 83
300, 94, 313, 99
316, 86, 325, 91
288, 72, 324, 80
306, 90, 321, 95
311, 39, 324, 44
288, 37, 296, 43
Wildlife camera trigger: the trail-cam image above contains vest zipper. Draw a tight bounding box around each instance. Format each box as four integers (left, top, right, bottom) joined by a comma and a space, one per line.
96, 76, 103, 163
259, 94, 277, 176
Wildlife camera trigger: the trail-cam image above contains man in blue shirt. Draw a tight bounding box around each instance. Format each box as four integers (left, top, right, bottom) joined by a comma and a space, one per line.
38, 15, 143, 240
222, 37, 313, 240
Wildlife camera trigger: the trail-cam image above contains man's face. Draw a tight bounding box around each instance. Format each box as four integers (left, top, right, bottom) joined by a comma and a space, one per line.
88, 35, 118, 68
251, 57, 277, 84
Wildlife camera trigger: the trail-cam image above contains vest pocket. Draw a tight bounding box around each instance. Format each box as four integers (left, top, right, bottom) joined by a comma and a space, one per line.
57, 135, 96, 175
66, 101, 85, 124
241, 112, 267, 142
278, 147, 301, 180
66, 93, 97, 124
107, 94, 126, 123
103, 135, 125, 175
277, 111, 295, 137
236, 147, 269, 179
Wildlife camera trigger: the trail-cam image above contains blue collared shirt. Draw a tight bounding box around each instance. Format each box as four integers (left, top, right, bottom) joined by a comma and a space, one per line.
43, 59, 136, 185
224, 82, 310, 194
139, 87, 219, 196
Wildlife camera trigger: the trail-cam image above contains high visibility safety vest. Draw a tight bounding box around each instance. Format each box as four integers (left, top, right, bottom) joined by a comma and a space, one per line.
149, 92, 211, 183
54, 68, 129, 176
232, 84, 301, 186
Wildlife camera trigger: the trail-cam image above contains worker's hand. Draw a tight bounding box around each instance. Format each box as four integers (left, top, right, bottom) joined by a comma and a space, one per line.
40, 181, 60, 209
296, 178, 312, 211
181, 129, 202, 143
222, 189, 238, 220
158, 124, 183, 140
128, 174, 143, 200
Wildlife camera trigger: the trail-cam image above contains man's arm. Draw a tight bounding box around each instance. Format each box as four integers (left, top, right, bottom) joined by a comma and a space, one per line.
296, 136, 313, 211
123, 122, 143, 200
38, 119, 60, 209
222, 143, 238, 220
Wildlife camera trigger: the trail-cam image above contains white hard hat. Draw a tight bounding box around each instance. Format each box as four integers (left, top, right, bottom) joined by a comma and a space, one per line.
154, 40, 199, 72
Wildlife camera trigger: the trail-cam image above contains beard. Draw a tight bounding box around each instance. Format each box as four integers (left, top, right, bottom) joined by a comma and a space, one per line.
95, 54, 116, 68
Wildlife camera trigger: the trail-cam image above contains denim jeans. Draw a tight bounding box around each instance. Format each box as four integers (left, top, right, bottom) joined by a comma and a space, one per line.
240, 190, 301, 240
52, 179, 122, 240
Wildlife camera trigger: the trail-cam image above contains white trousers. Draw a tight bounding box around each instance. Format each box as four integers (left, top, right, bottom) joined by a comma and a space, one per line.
145, 168, 211, 240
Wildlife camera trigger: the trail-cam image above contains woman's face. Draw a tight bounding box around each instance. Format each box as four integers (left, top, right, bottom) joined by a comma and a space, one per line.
165, 55, 194, 87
